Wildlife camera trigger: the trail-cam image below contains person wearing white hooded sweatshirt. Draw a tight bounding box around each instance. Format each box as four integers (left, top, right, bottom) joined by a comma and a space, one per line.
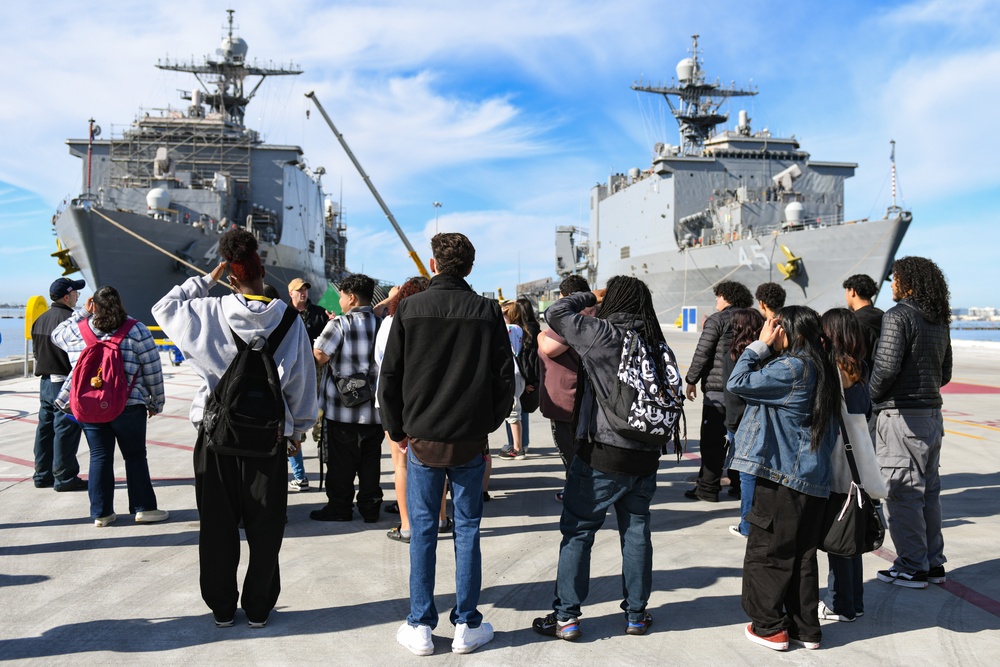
152, 228, 317, 629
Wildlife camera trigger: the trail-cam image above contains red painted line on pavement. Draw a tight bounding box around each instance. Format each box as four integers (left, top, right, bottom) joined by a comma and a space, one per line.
0, 453, 35, 468
874, 547, 1000, 618
941, 382, 1000, 395
148, 439, 194, 452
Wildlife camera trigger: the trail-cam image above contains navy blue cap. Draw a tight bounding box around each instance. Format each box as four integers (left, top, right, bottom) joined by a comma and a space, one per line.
50, 277, 86, 301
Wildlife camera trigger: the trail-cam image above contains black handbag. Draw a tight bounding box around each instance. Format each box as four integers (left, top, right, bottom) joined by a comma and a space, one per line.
819, 414, 886, 557
333, 316, 381, 408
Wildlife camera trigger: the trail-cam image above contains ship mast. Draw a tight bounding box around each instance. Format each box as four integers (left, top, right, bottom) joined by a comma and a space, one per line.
632, 35, 757, 155
155, 10, 302, 126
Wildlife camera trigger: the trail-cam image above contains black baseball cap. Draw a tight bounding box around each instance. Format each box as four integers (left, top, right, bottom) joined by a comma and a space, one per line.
50, 277, 86, 301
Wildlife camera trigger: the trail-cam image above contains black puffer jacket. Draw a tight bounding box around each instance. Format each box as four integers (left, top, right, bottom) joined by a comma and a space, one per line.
870, 299, 952, 410
685, 306, 735, 393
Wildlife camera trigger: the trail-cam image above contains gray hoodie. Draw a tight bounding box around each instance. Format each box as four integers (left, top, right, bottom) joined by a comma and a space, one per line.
151, 274, 318, 440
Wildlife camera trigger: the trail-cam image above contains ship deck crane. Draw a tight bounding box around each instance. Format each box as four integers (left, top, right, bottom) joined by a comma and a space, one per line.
305, 92, 430, 279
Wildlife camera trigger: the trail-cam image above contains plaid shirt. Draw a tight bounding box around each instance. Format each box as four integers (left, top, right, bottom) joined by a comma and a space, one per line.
51, 310, 166, 414
314, 306, 381, 425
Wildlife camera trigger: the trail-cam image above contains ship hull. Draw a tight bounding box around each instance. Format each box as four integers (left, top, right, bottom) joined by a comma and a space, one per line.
596, 213, 911, 324
55, 203, 327, 324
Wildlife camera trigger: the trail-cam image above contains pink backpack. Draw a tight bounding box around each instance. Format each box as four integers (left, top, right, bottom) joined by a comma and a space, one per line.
70, 318, 138, 423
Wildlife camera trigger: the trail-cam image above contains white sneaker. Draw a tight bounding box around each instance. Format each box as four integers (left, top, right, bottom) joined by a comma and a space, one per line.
818, 600, 855, 622
288, 478, 310, 492
135, 509, 169, 523
452, 621, 494, 654
728, 525, 747, 538
397, 622, 434, 656
94, 513, 117, 527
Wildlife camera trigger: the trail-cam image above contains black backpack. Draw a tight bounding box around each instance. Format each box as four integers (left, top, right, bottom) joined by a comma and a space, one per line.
517, 325, 541, 413
594, 329, 686, 457
202, 306, 298, 458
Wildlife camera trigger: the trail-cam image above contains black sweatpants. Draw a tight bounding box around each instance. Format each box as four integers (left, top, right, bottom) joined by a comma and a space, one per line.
325, 421, 384, 520
193, 428, 288, 623
742, 477, 825, 643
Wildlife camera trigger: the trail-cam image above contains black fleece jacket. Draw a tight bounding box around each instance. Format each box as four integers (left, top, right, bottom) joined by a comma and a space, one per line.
377, 273, 514, 443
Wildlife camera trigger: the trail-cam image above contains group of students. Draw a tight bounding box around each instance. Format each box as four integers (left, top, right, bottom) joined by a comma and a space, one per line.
681, 263, 952, 651
31, 226, 953, 654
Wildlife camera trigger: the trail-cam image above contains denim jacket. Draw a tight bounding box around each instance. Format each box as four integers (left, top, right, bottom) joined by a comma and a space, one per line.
726, 341, 836, 498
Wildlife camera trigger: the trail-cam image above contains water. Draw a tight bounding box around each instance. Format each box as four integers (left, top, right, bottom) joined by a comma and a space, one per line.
950, 323, 1000, 343
0, 308, 31, 359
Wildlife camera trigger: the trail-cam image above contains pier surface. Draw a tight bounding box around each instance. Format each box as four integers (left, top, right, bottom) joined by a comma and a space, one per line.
1, 333, 998, 665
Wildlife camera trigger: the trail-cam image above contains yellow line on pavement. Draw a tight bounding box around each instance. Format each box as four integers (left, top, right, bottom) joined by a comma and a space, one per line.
944, 429, 986, 441
945, 418, 1000, 433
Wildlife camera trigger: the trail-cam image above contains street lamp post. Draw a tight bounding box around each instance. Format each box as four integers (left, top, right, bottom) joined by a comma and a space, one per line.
433, 201, 442, 234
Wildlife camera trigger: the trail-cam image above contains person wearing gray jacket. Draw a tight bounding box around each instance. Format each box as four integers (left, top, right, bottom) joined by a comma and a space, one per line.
152, 229, 318, 628
531, 276, 668, 642
870, 256, 953, 590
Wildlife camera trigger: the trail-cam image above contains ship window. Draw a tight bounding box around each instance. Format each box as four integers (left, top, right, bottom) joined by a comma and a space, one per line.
620, 246, 630, 259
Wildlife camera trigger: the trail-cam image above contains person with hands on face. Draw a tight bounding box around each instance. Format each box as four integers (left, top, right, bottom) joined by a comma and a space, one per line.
152, 229, 318, 629
726, 307, 840, 652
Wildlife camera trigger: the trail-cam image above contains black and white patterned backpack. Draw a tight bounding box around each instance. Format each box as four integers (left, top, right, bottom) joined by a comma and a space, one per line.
595, 329, 686, 457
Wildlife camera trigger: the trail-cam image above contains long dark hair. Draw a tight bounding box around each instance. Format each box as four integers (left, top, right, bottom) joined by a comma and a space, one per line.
599, 275, 667, 376
777, 305, 840, 450
91, 286, 128, 332
730, 308, 765, 361
516, 297, 540, 337
822, 308, 867, 384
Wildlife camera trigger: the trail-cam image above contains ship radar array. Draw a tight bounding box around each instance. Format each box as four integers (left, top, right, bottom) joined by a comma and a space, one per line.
155, 9, 302, 126
631, 35, 757, 155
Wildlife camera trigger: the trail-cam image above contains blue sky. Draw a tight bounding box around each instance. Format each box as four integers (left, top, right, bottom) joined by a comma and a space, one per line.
1, 0, 998, 310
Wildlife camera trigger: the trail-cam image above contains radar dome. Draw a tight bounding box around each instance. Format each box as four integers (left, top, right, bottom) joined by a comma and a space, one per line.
147, 188, 171, 213
784, 201, 804, 226
676, 58, 695, 82
221, 36, 248, 62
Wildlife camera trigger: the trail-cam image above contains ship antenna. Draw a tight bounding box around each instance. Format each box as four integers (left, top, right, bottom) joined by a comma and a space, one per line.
226, 8, 235, 40
890, 139, 897, 209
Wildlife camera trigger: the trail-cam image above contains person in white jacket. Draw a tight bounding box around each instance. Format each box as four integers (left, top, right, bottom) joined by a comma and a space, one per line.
152, 228, 317, 629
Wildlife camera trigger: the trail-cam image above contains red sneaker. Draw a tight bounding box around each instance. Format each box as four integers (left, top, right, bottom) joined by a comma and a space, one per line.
745, 624, 789, 651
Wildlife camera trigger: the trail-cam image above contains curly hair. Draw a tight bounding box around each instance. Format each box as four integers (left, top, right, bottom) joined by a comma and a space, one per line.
730, 308, 765, 361
892, 256, 951, 325
431, 232, 475, 277
559, 274, 590, 296
822, 308, 866, 384
755, 282, 786, 312
842, 274, 878, 301
340, 273, 375, 303
387, 276, 429, 316
91, 285, 128, 332
714, 280, 753, 309
218, 228, 263, 283
777, 305, 841, 450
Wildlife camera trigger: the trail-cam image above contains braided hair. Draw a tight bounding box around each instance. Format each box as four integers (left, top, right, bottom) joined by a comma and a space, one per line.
598, 275, 667, 377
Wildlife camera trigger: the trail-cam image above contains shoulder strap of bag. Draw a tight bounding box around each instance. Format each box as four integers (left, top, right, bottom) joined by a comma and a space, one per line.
78, 318, 97, 346
268, 305, 299, 351
838, 412, 863, 485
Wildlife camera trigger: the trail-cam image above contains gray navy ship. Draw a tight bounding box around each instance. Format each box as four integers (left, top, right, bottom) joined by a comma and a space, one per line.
51, 11, 347, 324
554, 35, 910, 322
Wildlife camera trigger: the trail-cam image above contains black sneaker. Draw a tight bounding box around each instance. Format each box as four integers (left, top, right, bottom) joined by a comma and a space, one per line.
54, 477, 89, 492
877, 567, 928, 589
309, 506, 352, 522
625, 611, 653, 636
532, 613, 581, 641
496, 449, 521, 461
928, 565, 947, 584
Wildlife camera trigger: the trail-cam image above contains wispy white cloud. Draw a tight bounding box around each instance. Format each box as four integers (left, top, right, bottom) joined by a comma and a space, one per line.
880, 0, 1000, 28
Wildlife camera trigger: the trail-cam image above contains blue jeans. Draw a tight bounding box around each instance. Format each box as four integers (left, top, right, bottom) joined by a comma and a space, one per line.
288, 449, 306, 481
33, 376, 83, 487
738, 472, 756, 536
505, 409, 530, 448
554, 457, 656, 623
824, 554, 863, 619
406, 449, 485, 629
81, 404, 158, 518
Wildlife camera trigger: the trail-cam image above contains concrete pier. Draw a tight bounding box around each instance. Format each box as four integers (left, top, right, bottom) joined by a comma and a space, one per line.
1, 333, 998, 665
